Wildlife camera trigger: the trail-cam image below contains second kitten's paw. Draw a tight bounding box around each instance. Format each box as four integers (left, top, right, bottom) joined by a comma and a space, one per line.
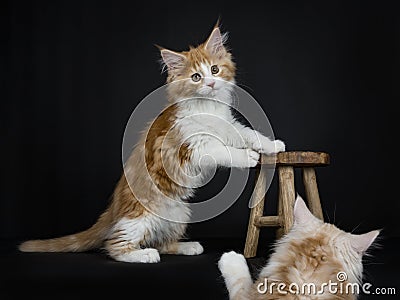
218, 251, 248, 275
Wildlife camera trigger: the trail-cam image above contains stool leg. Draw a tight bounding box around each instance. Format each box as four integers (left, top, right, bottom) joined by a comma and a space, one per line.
302, 167, 324, 220
276, 182, 284, 239
278, 166, 296, 235
244, 166, 267, 258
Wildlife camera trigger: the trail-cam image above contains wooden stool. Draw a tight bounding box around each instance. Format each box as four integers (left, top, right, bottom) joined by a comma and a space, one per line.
244, 151, 330, 258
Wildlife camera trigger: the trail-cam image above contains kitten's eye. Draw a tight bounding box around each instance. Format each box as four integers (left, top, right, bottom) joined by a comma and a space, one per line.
191, 73, 201, 82
211, 65, 219, 75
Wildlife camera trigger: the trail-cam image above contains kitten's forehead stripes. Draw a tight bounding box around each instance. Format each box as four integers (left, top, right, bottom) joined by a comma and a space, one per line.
185, 48, 213, 72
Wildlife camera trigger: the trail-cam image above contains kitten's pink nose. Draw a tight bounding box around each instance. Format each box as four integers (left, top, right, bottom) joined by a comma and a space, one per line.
207, 81, 215, 88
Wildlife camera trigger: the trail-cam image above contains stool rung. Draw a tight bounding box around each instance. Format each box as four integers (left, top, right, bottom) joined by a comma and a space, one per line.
254, 216, 281, 227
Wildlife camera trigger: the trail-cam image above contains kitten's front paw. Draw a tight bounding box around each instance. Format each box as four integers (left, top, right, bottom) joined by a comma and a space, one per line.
240, 149, 260, 168
218, 251, 248, 275
273, 140, 286, 153
259, 139, 285, 154
229, 149, 260, 168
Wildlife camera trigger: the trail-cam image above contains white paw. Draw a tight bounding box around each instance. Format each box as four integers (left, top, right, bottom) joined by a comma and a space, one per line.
218, 251, 248, 275
273, 140, 286, 153
259, 139, 286, 154
248, 149, 260, 162
115, 248, 160, 263
179, 242, 204, 255
237, 149, 260, 168
139, 248, 161, 263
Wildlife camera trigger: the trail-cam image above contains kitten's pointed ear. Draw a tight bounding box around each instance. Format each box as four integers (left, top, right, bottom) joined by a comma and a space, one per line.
294, 194, 318, 225
350, 230, 380, 254
205, 27, 227, 55
158, 46, 186, 71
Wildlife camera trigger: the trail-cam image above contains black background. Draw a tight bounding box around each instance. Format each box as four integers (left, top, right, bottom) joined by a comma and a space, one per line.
2, 0, 399, 244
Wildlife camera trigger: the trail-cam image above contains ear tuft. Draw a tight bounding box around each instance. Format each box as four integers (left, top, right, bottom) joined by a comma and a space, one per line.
350, 230, 380, 254
159, 49, 186, 72
294, 194, 318, 225
204, 27, 228, 55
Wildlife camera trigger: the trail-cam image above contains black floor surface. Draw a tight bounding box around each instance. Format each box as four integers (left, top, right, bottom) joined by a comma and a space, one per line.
1, 238, 398, 299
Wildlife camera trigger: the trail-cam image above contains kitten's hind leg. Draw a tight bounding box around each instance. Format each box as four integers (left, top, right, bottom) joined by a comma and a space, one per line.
110, 247, 160, 263
105, 219, 160, 263
105, 237, 160, 263
218, 251, 252, 300
159, 241, 204, 255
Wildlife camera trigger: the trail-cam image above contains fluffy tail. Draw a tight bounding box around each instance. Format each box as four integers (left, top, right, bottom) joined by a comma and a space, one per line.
218, 251, 253, 300
19, 210, 112, 252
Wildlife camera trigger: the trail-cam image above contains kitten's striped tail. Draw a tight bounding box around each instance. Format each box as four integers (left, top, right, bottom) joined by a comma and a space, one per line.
19, 210, 112, 252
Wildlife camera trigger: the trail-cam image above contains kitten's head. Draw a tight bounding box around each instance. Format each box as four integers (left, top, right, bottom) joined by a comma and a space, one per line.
290, 195, 380, 284
158, 24, 236, 101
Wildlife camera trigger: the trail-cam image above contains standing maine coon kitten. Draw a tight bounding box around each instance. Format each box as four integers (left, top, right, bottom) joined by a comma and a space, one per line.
19, 24, 285, 263
219, 195, 379, 299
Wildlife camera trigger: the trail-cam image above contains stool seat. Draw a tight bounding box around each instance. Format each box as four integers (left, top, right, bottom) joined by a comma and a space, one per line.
261, 151, 330, 167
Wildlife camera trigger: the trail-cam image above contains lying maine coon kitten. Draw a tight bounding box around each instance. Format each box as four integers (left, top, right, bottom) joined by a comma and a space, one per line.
219, 195, 379, 299
19, 24, 285, 263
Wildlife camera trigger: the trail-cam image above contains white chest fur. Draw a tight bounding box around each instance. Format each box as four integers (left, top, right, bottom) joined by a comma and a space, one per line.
176, 99, 236, 145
